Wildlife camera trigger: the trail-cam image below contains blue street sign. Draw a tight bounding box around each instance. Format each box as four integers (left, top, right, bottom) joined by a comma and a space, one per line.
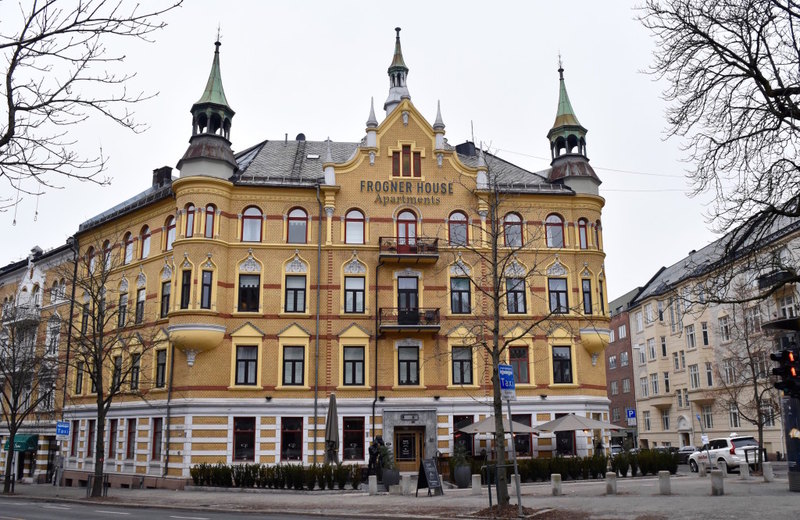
498, 363, 516, 400
56, 421, 70, 437
626, 409, 636, 419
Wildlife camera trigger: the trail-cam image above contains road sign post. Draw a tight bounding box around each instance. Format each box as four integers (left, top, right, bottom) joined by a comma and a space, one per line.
498, 364, 522, 517
56, 421, 70, 440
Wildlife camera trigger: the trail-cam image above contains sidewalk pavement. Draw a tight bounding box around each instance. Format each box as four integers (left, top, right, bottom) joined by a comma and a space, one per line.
2, 471, 798, 520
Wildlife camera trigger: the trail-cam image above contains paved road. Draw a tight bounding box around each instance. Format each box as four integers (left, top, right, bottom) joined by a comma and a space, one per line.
0, 498, 335, 520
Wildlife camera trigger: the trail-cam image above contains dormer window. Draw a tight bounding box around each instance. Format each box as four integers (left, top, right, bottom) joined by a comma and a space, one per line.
392, 145, 421, 177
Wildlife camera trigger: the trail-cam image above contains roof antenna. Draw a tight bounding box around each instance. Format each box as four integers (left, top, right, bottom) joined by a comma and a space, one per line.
470, 120, 475, 144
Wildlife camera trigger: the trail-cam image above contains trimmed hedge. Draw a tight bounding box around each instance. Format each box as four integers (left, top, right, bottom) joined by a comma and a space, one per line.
190, 462, 363, 490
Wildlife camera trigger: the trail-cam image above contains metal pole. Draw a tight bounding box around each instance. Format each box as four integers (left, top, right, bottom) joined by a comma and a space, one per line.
506, 400, 522, 518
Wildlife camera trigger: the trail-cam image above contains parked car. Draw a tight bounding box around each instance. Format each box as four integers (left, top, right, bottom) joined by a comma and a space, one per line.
677, 445, 697, 464
610, 445, 623, 457
688, 435, 760, 473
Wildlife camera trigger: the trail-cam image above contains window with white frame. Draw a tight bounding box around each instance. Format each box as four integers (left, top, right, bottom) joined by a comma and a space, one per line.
701, 322, 709, 346
663, 371, 670, 393
685, 324, 696, 349
662, 409, 670, 430
647, 338, 656, 360
718, 316, 731, 341
612, 408, 620, 422
722, 358, 736, 384
762, 405, 775, 427
643, 410, 651, 431
672, 352, 679, 371
609, 355, 617, 369
657, 300, 664, 321
702, 405, 713, 429
729, 406, 740, 428
640, 376, 649, 397
679, 350, 686, 369
650, 373, 659, 395
705, 362, 713, 386
645, 304, 654, 324
618, 324, 627, 339
683, 388, 689, 407
635, 311, 643, 332
620, 351, 629, 367
660, 336, 667, 357
609, 329, 615, 343
610, 380, 618, 395
622, 378, 631, 393
638, 345, 646, 364
779, 294, 796, 319
689, 364, 700, 389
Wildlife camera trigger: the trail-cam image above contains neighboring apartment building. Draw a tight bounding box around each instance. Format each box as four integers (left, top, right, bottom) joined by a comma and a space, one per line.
3, 29, 614, 485
0, 244, 74, 483
606, 288, 640, 448
628, 216, 799, 455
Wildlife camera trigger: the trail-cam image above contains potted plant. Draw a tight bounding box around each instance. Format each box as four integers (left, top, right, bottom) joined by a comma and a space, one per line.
379, 443, 400, 491
451, 444, 471, 489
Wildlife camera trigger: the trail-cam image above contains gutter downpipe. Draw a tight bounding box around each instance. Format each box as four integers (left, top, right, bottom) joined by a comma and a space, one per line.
372, 260, 383, 440
163, 342, 175, 478
313, 184, 323, 465
61, 235, 80, 422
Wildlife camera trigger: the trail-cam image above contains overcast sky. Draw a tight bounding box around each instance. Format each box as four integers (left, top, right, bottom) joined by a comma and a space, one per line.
0, 0, 718, 301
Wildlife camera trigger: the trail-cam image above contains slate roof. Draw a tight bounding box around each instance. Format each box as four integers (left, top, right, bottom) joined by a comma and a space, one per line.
233, 139, 359, 185
79, 182, 174, 233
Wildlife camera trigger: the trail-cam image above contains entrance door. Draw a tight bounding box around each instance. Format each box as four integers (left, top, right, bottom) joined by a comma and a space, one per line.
397, 211, 417, 253
394, 427, 424, 472
397, 277, 419, 325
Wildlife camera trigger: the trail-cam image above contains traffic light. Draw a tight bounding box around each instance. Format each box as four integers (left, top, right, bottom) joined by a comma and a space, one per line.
771, 348, 800, 397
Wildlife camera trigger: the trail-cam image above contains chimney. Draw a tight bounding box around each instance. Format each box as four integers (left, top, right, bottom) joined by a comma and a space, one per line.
152, 166, 173, 187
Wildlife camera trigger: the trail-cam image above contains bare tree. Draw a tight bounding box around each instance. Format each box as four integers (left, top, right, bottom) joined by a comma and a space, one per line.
0, 292, 59, 493
640, 0, 800, 292
0, 0, 182, 204
57, 237, 162, 497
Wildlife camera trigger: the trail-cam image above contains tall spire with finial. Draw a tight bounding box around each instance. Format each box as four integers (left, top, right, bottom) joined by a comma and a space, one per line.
366, 97, 378, 128
384, 27, 410, 115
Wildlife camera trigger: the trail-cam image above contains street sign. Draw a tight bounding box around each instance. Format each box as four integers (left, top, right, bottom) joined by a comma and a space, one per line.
701, 434, 709, 445
56, 421, 70, 439
498, 364, 516, 401
626, 409, 636, 419
627, 417, 637, 426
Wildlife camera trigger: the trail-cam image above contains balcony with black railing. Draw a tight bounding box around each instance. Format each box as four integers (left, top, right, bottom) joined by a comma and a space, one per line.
379, 307, 440, 332
1, 304, 41, 326
378, 237, 439, 263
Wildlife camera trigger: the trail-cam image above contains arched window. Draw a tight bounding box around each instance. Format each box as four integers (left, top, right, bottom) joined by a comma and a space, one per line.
140, 226, 151, 259
102, 240, 111, 271
545, 214, 564, 248
205, 204, 216, 238
86, 247, 96, 274
287, 208, 308, 244
185, 204, 195, 238
594, 220, 602, 249
242, 206, 262, 242
577, 219, 588, 250
503, 213, 522, 247
123, 233, 133, 264
31, 284, 40, 306
344, 209, 365, 244
165, 216, 176, 251
448, 211, 468, 246
51, 281, 60, 303
397, 210, 417, 251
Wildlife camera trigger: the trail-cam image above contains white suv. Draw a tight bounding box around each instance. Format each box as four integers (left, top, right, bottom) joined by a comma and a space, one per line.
688, 435, 760, 473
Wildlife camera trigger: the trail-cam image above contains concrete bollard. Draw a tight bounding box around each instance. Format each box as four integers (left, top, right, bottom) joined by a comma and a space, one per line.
763, 462, 774, 482
739, 463, 751, 480
389, 484, 403, 495
551, 473, 562, 496
368, 475, 378, 495
698, 462, 707, 477
401, 474, 413, 495
605, 471, 617, 495
658, 470, 671, 495
711, 470, 724, 496
471, 474, 482, 495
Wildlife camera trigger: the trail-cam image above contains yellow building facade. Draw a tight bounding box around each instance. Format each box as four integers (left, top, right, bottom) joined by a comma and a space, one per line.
47, 31, 611, 484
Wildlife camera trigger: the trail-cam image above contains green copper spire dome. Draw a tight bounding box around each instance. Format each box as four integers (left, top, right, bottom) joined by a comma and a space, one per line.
551, 66, 581, 129
195, 41, 231, 109
389, 27, 407, 71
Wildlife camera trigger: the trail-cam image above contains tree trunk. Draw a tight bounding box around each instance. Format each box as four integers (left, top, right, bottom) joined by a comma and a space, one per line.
92, 393, 106, 497
491, 356, 509, 506
2, 427, 15, 494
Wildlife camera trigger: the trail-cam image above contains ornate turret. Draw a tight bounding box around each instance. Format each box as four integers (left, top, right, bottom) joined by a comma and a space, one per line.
384, 27, 410, 116
545, 64, 600, 194
177, 40, 237, 179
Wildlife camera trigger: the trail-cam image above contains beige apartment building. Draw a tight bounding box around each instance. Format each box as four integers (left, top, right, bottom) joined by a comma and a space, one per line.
628, 216, 799, 456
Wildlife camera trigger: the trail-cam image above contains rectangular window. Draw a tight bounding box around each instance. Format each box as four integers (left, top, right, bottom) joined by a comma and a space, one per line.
635, 311, 643, 332
201, 271, 212, 309
507, 278, 527, 314
118, 294, 128, 327
392, 151, 400, 176
285, 275, 306, 313
763, 406, 775, 427
722, 358, 735, 384
343, 417, 365, 461
612, 408, 620, 422
677, 390, 683, 408
238, 274, 260, 312
779, 295, 796, 319
618, 325, 627, 339
160, 281, 171, 318
701, 322, 709, 346
660, 336, 667, 357
108, 419, 118, 459
454, 415, 474, 457
705, 362, 713, 386
622, 378, 630, 393
548, 278, 568, 314
135, 288, 145, 324
402, 145, 411, 177
155, 350, 166, 388
582, 279, 592, 314
152, 418, 163, 460
452, 347, 473, 385
638, 345, 646, 365
281, 417, 302, 461
599, 280, 605, 314
729, 406, 740, 428
640, 376, 649, 397
86, 419, 95, 457
608, 355, 617, 369
683, 388, 689, 408
552, 346, 572, 384
610, 329, 615, 343
643, 411, 651, 431
75, 362, 84, 394
512, 414, 533, 457
645, 304, 654, 324
647, 338, 656, 360
398, 346, 419, 385
663, 371, 670, 393
81, 303, 89, 335
70, 420, 79, 457
413, 151, 421, 178
662, 410, 670, 430
680, 350, 686, 369
126, 419, 136, 459
657, 300, 664, 321
685, 324, 696, 349
130, 354, 140, 390
718, 316, 731, 341
180, 270, 191, 309
702, 405, 713, 429
689, 364, 700, 389
282, 346, 305, 386
235, 346, 258, 385
650, 373, 659, 395
112, 356, 122, 391
611, 380, 618, 395
620, 351, 629, 366
344, 276, 365, 314
510, 346, 529, 384
233, 417, 256, 461
343, 346, 365, 386
450, 278, 471, 314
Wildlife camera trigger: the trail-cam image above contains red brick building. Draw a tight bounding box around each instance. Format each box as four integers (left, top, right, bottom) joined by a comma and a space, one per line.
606, 288, 640, 447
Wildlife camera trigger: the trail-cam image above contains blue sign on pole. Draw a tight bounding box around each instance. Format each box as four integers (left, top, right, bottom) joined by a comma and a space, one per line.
498, 363, 516, 401
626, 409, 636, 419
56, 421, 70, 437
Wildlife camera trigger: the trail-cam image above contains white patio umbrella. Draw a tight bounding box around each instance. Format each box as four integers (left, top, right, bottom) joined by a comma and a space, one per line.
534, 413, 624, 432
459, 415, 538, 435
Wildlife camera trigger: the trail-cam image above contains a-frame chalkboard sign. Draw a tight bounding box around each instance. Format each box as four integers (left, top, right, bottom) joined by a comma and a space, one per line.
416, 458, 444, 496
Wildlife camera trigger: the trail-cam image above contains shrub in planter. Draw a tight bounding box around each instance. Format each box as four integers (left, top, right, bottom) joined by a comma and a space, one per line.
306, 464, 318, 490
580, 457, 590, 480
274, 464, 286, 489
380, 443, 400, 491
450, 444, 472, 488
335, 462, 349, 490
617, 454, 629, 477
350, 464, 361, 490
629, 454, 639, 477
211, 463, 232, 487
324, 463, 335, 490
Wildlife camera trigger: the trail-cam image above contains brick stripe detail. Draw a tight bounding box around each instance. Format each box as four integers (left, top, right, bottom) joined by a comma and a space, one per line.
326, 249, 334, 390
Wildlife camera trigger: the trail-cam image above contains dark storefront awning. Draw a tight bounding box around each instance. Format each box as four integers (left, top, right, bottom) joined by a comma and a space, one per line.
3, 434, 38, 452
